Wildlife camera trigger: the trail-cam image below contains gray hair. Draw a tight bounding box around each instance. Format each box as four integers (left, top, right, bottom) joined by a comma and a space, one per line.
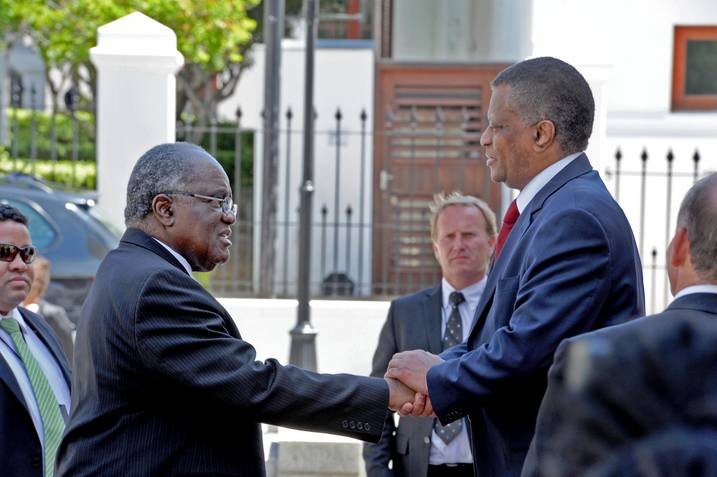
492, 56, 595, 154
124, 142, 208, 226
429, 192, 497, 239
676, 172, 717, 282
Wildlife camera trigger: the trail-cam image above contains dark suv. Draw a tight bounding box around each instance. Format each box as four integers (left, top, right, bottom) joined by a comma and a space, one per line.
0, 173, 120, 323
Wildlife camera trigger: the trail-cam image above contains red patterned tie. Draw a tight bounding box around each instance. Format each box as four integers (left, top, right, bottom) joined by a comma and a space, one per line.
494, 200, 520, 260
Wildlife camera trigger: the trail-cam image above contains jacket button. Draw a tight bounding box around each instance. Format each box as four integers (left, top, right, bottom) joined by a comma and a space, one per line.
31, 456, 41, 468
365, 423, 371, 432
349, 420, 356, 430
357, 422, 364, 431
342, 420, 348, 429
424, 436, 430, 445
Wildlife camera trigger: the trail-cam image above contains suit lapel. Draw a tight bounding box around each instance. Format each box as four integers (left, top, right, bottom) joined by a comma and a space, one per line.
0, 344, 29, 413
19, 307, 71, 385
468, 154, 594, 338
423, 284, 443, 354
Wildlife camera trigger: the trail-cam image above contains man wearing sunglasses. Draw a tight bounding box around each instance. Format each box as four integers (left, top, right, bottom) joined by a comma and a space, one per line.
0, 204, 72, 477
56, 142, 415, 477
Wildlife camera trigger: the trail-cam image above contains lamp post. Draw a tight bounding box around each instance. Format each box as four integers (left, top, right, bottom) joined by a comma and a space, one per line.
289, 0, 318, 371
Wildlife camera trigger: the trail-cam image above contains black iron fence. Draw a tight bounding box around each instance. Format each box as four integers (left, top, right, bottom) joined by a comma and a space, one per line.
2, 92, 715, 306
604, 146, 712, 314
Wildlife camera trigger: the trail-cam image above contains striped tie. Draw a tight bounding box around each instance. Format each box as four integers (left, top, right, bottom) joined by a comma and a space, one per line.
1, 318, 65, 477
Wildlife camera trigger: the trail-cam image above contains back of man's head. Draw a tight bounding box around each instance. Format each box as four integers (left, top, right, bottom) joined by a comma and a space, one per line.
124, 142, 208, 227
676, 172, 717, 283
492, 56, 595, 155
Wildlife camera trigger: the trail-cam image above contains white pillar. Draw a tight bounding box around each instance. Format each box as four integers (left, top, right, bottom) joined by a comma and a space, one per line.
90, 12, 184, 231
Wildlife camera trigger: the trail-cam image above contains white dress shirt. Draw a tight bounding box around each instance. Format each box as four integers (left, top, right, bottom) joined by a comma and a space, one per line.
674, 284, 717, 300
154, 237, 193, 275
0, 307, 71, 445
515, 152, 583, 213
428, 277, 487, 465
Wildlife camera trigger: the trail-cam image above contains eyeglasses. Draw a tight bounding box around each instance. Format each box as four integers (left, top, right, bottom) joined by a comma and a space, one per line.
166, 191, 238, 216
0, 243, 37, 265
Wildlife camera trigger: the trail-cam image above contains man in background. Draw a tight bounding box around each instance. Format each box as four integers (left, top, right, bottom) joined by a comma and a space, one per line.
57, 142, 415, 477
364, 193, 496, 477
0, 204, 71, 477
523, 172, 717, 477
387, 57, 645, 476
22, 257, 75, 364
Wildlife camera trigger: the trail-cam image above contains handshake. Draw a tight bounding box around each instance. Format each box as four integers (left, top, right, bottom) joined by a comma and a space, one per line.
383, 349, 444, 417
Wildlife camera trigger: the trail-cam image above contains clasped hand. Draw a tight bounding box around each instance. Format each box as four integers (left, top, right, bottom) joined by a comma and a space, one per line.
384, 350, 443, 417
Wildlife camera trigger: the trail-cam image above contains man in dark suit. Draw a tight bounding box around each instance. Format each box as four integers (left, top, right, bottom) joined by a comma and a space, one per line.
56, 142, 415, 477
523, 172, 717, 477
0, 204, 71, 477
364, 193, 497, 477
386, 57, 645, 476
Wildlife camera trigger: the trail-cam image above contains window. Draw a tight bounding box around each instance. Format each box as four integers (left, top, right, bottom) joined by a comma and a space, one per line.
672, 26, 717, 111
1, 199, 58, 250
318, 0, 373, 41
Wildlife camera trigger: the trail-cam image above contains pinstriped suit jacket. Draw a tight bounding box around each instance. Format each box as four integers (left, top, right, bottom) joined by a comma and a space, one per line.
56, 228, 388, 477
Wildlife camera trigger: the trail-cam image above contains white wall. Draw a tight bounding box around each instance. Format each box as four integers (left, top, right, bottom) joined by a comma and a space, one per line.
392, 0, 533, 62
533, 0, 717, 312
219, 41, 375, 295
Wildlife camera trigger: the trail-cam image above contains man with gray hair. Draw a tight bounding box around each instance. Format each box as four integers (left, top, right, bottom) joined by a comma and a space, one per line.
56, 142, 416, 477
523, 172, 717, 477
386, 57, 645, 476
364, 192, 496, 477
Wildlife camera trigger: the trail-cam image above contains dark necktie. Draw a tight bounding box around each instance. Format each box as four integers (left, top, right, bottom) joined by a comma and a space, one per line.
494, 199, 520, 260
434, 291, 465, 444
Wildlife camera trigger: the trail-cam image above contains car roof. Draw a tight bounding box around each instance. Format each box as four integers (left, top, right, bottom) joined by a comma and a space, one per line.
0, 173, 98, 205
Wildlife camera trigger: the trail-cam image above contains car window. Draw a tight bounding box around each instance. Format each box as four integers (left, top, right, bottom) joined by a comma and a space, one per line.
1, 199, 58, 249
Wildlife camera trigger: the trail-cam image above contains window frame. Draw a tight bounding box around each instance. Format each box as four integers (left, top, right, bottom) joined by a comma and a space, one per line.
672, 25, 717, 111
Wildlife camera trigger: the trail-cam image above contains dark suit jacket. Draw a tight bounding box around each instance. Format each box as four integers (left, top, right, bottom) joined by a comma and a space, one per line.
56, 228, 389, 477
363, 284, 447, 477
426, 155, 646, 477
0, 307, 71, 477
522, 292, 717, 477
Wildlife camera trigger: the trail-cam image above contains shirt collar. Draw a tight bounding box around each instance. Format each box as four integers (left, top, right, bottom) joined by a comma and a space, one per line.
441, 276, 487, 309
516, 152, 583, 213
674, 284, 717, 300
152, 238, 193, 276
0, 308, 28, 331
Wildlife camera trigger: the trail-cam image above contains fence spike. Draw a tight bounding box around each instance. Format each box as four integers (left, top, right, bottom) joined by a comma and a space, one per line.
615, 147, 622, 162
666, 148, 674, 163
321, 204, 328, 216
693, 149, 701, 164
235, 107, 242, 119
346, 204, 353, 216
335, 108, 342, 121
286, 107, 293, 120
640, 148, 648, 162
360, 109, 367, 122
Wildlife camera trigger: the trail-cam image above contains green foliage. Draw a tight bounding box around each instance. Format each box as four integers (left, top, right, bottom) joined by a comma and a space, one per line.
0, 157, 97, 189
5, 108, 95, 162
0, 0, 260, 80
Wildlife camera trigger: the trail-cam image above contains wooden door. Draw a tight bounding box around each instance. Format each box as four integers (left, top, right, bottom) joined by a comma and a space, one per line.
372, 63, 507, 295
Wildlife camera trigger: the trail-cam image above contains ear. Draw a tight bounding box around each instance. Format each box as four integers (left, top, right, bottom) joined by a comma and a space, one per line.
432, 241, 440, 261
533, 120, 556, 152
488, 233, 497, 250
152, 194, 175, 227
669, 227, 690, 268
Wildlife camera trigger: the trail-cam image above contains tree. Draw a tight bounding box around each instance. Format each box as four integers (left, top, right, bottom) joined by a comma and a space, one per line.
0, 0, 261, 139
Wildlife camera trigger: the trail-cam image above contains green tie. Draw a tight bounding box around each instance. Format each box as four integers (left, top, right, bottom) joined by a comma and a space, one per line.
1, 318, 65, 477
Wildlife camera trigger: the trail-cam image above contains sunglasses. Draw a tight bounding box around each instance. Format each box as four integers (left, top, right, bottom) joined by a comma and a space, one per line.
0, 243, 37, 265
